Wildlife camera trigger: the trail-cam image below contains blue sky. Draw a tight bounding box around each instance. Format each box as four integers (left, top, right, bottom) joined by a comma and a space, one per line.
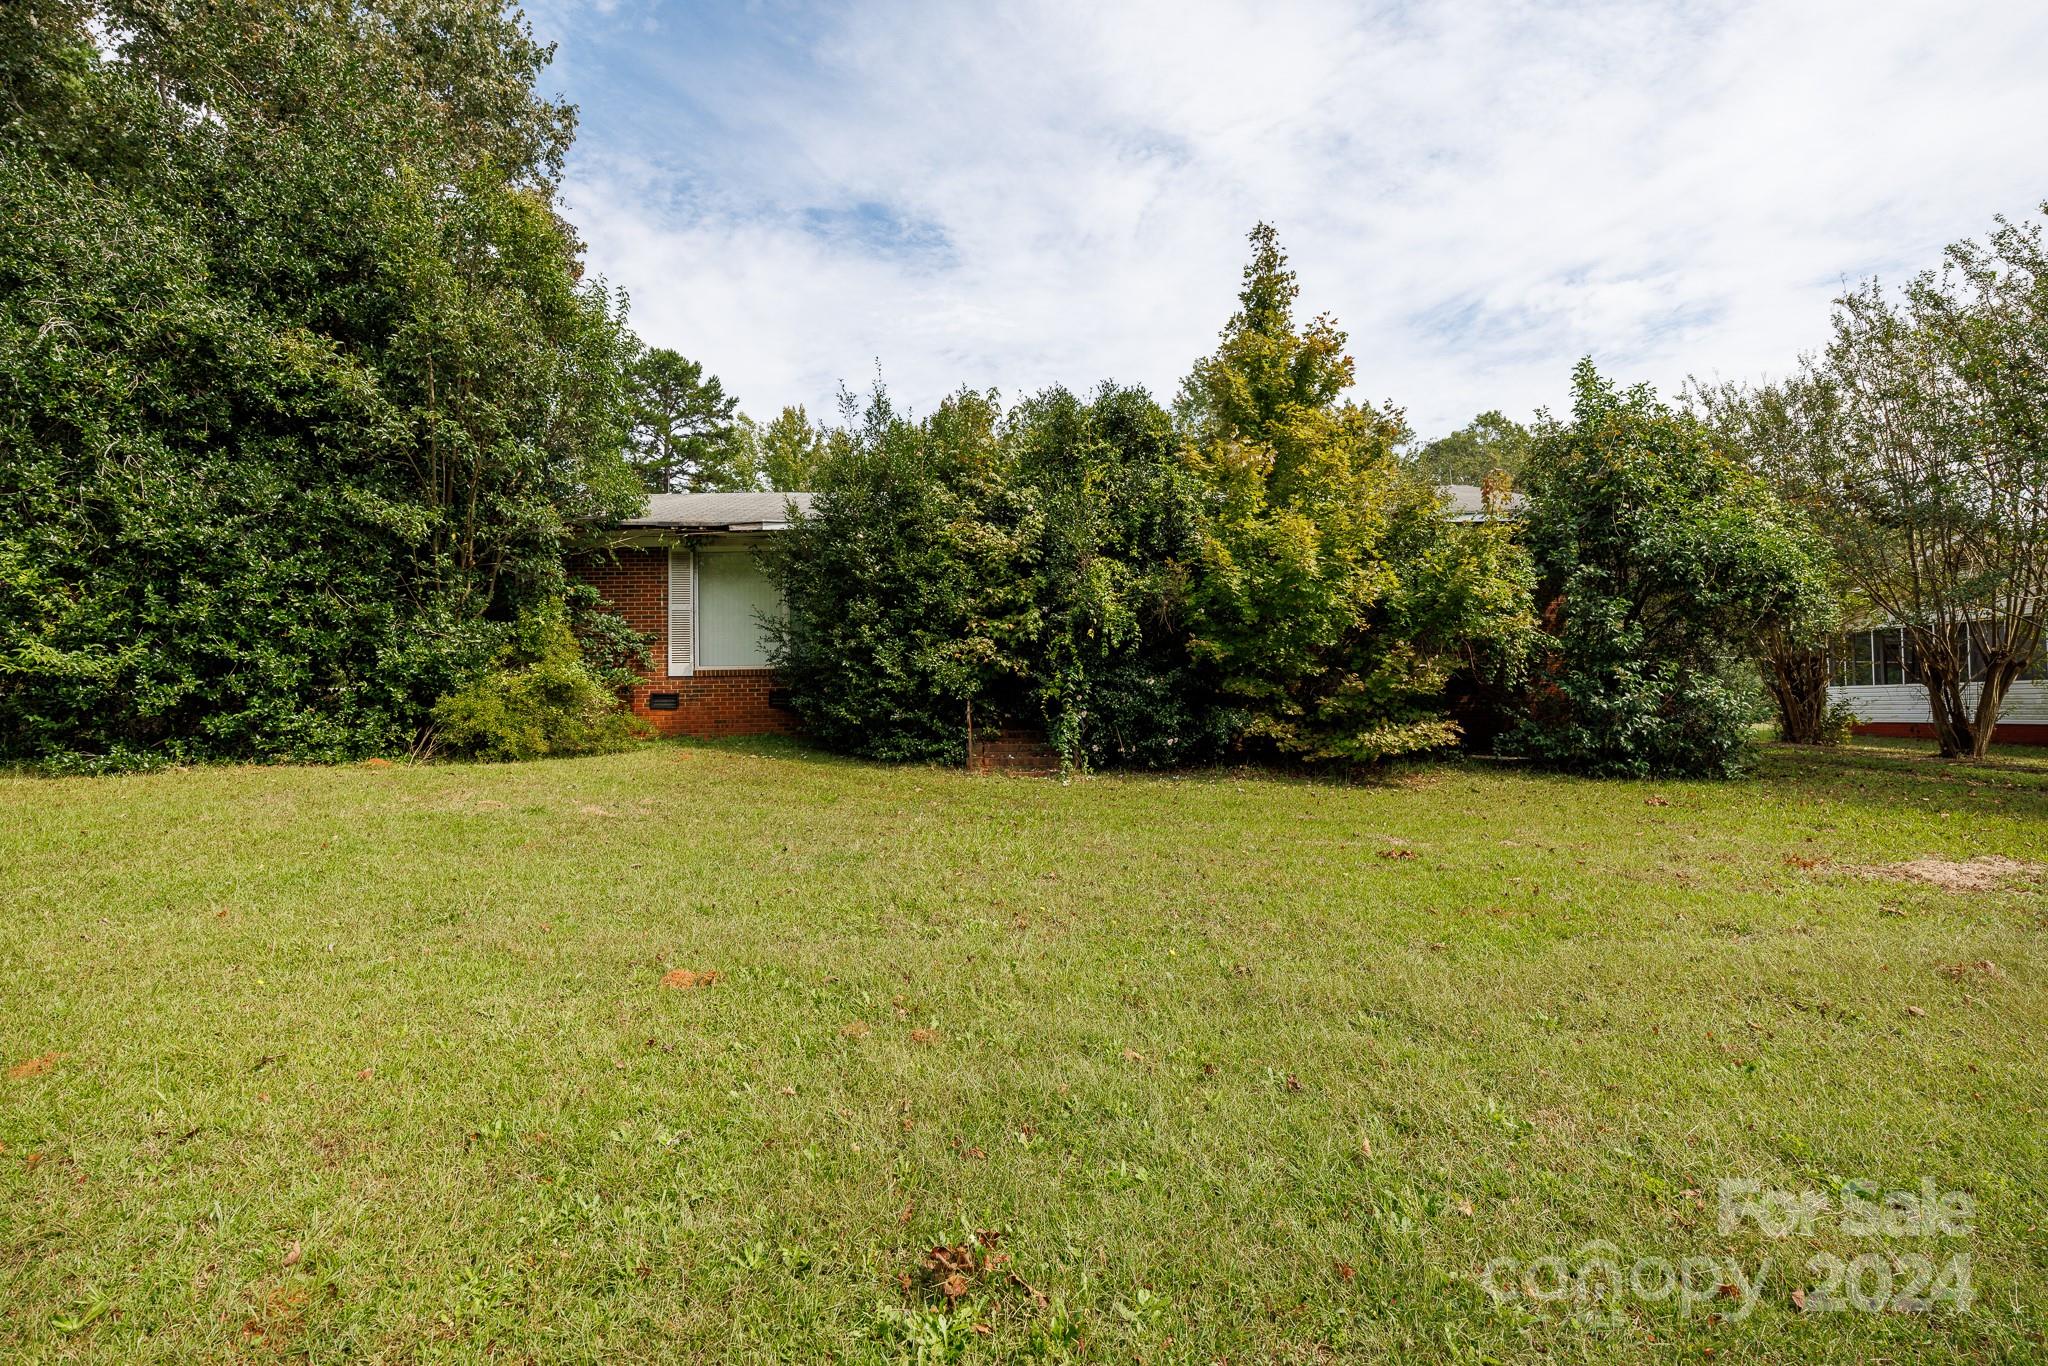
526, 0, 2048, 441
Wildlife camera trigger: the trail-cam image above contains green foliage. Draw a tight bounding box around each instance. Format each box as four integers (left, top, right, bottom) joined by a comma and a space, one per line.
755, 404, 831, 490
430, 611, 644, 761
1177, 225, 1535, 763
1407, 410, 1533, 486
0, 0, 641, 768
626, 346, 755, 492
767, 226, 1531, 771
762, 383, 1229, 768
1510, 361, 1833, 778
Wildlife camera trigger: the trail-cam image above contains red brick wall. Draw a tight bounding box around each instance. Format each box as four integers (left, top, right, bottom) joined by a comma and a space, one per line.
570, 547, 798, 738
1852, 721, 2048, 747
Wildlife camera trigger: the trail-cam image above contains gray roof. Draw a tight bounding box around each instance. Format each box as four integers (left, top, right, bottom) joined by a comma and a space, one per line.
1437, 483, 1523, 522
615, 491, 816, 530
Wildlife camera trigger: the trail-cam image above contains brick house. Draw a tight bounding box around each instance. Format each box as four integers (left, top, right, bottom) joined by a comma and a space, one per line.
570, 491, 814, 738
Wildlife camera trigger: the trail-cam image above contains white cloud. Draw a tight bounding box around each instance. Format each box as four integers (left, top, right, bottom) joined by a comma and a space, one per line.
538, 0, 2048, 437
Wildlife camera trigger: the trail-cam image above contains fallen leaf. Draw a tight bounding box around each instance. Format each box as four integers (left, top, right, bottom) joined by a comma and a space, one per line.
1791, 1287, 1809, 1312
1284, 1073, 1304, 1093
908, 1028, 937, 1044
1456, 1198, 1476, 1217
7, 1052, 59, 1080
1645, 795, 1671, 807
281, 1241, 303, 1269
1377, 847, 1419, 861
1359, 1137, 1373, 1159
356, 1067, 374, 1081
660, 969, 720, 990
1120, 1047, 1145, 1064
897, 1203, 914, 1225
1335, 1262, 1356, 1281
363, 757, 391, 768
1905, 1005, 1926, 1018
1938, 960, 2004, 982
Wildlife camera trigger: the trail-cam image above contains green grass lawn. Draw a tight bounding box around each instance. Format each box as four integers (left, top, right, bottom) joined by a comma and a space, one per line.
3, 739, 2044, 1362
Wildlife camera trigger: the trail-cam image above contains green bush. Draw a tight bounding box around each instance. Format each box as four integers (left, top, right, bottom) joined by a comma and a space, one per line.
0, 3, 641, 769
430, 615, 645, 762
1816, 699, 1858, 747
1508, 362, 1833, 778
762, 383, 1231, 768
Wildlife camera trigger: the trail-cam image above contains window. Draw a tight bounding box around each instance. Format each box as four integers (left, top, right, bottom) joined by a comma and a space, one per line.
1875, 627, 1907, 685
1834, 627, 1906, 687
694, 549, 783, 669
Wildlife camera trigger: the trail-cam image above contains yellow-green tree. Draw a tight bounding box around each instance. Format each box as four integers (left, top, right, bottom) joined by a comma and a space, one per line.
1178, 225, 1532, 762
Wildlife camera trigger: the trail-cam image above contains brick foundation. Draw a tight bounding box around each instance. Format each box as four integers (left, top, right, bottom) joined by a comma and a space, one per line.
570, 547, 797, 738
1851, 721, 2048, 747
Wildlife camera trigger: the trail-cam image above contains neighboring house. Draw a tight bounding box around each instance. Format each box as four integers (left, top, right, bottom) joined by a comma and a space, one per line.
1436, 482, 1522, 523
570, 491, 814, 738
1827, 624, 2048, 745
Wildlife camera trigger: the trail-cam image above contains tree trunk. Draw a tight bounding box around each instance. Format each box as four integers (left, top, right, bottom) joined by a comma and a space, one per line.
1763, 645, 1830, 744
1918, 664, 1973, 758
1968, 659, 2024, 760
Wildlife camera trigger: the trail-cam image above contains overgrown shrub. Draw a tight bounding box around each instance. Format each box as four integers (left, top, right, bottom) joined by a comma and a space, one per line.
1508, 362, 1833, 778
762, 383, 1232, 767
0, 2, 641, 769
429, 613, 645, 761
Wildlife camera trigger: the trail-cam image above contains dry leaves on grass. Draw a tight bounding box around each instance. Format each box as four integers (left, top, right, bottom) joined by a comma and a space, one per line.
1938, 960, 2005, 982
1854, 856, 2042, 893
660, 969, 721, 990
840, 1020, 872, 1038
1377, 848, 1419, 862
920, 1231, 1008, 1302
7, 1052, 60, 1080
908, 1028, 937, 1045
1645, 796, 1672, 807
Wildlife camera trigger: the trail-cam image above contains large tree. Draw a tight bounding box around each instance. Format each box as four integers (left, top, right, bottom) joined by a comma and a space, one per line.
0, 0, 641, 765
1176, 224, 1533, 762
1408, 410, 1533, 487
1791, 211, 2048, 759
625, 347, 756, 492
755, 403, 832, 490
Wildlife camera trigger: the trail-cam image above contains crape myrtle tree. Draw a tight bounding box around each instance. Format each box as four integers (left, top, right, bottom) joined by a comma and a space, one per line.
1176, 224, 1534, 763
0, 0, 642, 766
1512, 362, 1832, 778
1795, 210, 2048, 759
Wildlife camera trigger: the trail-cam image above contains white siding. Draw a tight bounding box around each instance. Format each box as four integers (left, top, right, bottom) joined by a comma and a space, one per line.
1829, 680, 2048, 725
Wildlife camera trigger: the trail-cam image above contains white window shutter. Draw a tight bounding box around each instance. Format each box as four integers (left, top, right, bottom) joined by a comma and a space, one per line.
667, 547, 695, 677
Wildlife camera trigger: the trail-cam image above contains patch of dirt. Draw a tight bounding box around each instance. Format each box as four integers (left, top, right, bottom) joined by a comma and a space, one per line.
660, 969, 720, 990
1853, 856, 2044, 892
7, 1052, 60, 1080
